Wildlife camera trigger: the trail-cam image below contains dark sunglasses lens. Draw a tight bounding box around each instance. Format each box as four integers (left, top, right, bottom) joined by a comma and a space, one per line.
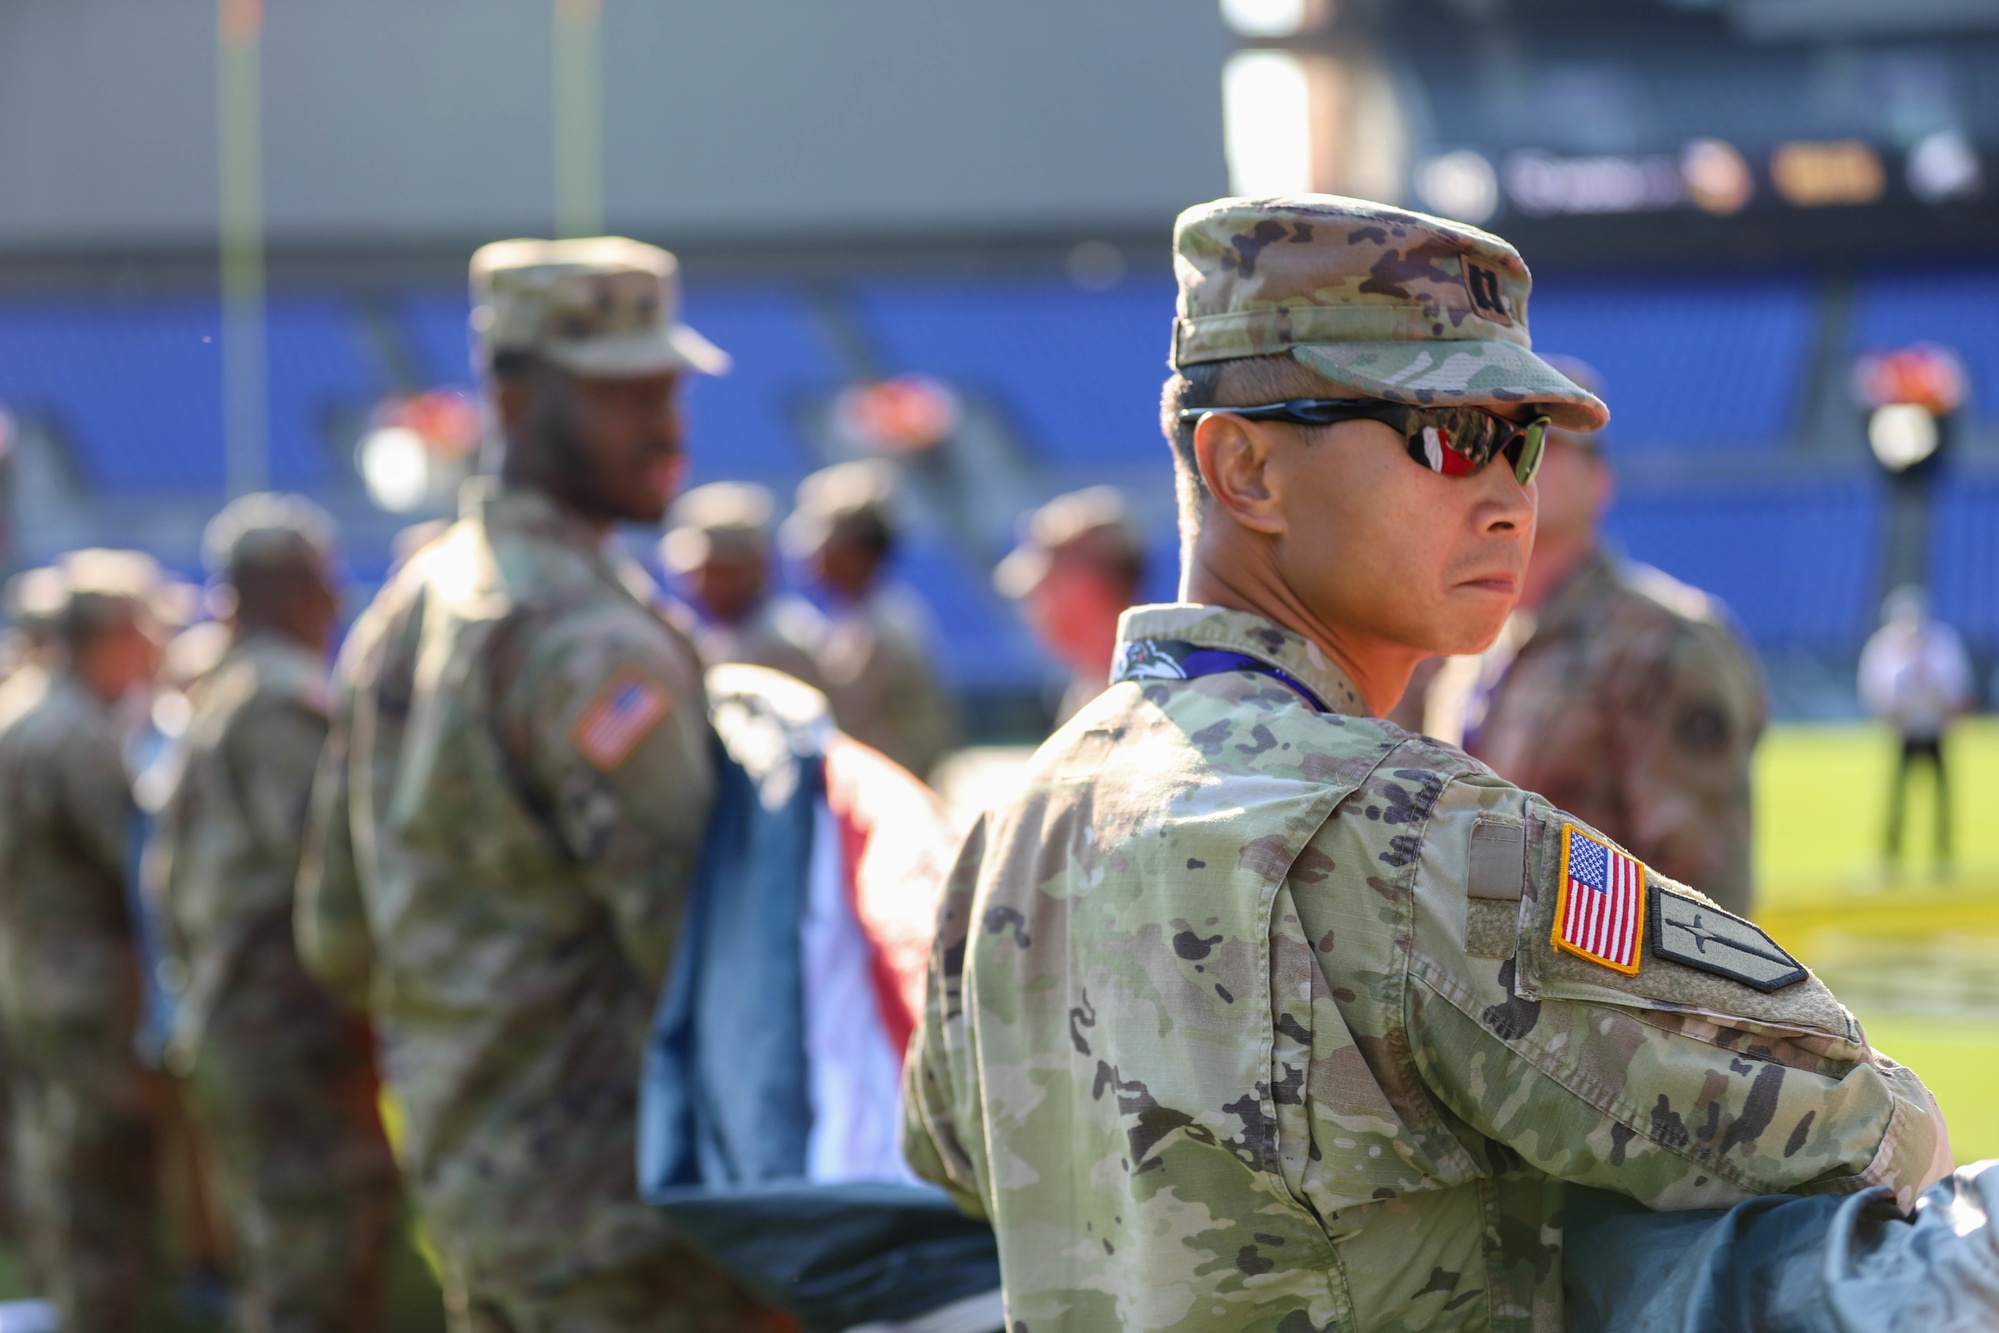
1410, 409, 1502, 476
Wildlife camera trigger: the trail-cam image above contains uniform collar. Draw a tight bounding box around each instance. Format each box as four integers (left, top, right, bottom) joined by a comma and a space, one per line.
461, 476, 608, 556
1114, 603, 1368, 718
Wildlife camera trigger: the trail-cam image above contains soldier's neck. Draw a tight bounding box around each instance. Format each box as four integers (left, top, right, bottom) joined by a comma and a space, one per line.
1182, 559, 1414, 719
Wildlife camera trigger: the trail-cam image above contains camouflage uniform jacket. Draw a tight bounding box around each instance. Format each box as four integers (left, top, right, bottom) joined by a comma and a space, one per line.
904, 604, 1945, 1333
1449, 551, 1767, 915
153, 632, 334, 1065
297, 479, 715, 1289
812, 586, 955, 778
0, 671, 144, 1052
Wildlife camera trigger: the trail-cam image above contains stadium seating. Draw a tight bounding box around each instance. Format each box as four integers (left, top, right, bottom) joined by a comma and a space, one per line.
397, 286, 839, 483
1526, 275, 1817, 450
1605, 480, 1880, 652
850, 279, 1177, 465
1850, 270, 1999, 423
0, 296, 382, 492
1931, 474, 1999, 650
882, 531, 1046, 693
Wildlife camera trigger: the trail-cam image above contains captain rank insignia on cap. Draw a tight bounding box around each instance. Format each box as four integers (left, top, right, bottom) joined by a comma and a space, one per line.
1553, 825, 1646, 975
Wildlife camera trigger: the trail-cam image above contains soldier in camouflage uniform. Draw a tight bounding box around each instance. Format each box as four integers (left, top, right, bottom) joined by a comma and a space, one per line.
0, 553, 169, 1331
660, 480, 825, 689
994, 486, 1147, 728
1415, 361, 1767, 915
902, 197, 1952, 1332
781, 459, 955, 778
296, 238, 771, 1332
153, 494, 399, 1332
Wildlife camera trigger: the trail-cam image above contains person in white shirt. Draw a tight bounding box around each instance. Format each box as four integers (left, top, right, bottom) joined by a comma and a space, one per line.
1859, 584, 1974, 868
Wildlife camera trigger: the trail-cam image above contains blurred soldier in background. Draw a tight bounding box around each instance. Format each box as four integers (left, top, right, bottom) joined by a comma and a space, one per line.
661, 480, 824, 688
0, 552, 168, 1331
0, 566, 66, 687
0, 565, 65, 1245
781, 459, 954, 778
153, 494, 398, 1333
1419, 360, 1767, 915
993, 485, 1144, 728
296, 238, 772, 1332
1860, 584, 1974, 871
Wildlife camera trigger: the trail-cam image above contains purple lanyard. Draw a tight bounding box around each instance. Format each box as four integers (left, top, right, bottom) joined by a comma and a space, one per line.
1113, 640, 1331, 714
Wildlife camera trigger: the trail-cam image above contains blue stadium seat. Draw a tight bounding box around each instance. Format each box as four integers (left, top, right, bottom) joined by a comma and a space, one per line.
397, 286, 837, 483
851, 279, 1177, 465
0, 297, 382, 492
1604, 481, 1880, 652
889, 531, 1045, 693
1850, 270, 1999, 423
1930, 474, 1999, 651
1527, 276, 1816, 450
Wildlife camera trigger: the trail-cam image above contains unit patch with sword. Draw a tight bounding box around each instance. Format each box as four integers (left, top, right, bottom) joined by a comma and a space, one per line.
1649, 887, 1807, 992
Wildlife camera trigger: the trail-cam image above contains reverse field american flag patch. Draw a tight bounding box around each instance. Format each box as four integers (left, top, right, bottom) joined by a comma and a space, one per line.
571, 669, 671, 771
1553, 824, 1646, 975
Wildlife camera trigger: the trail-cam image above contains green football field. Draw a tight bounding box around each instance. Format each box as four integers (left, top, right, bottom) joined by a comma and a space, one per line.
1753, 718, 1999, 1163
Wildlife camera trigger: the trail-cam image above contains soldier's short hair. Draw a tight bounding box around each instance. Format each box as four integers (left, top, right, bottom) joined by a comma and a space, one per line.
1158, 354, 1349, 540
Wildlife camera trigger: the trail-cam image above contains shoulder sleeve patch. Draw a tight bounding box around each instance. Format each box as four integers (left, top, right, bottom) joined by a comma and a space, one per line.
1551, 823, 1646, 976
570, 667, 673, 772
1650, 887, 1807, 992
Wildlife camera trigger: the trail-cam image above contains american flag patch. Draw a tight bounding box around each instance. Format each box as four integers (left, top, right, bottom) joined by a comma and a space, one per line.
570, 669, 671, 771
1552, 824, 1647, 975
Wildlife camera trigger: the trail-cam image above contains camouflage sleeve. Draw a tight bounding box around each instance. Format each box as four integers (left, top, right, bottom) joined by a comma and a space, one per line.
56, 712, 135, 877
900, 812, 990, 1218
295, 679, 373, 1012
510, 605, 715, 991
1608, 620, 1767, 915
232, 692, 330, 876
1400, 767, 1949, 1213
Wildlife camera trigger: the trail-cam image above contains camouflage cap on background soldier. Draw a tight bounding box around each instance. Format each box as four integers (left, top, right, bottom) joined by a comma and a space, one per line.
779, 458, 899, 563
56, 548, 193, 643
1172, 195, 1608, 429
201, 491, 338, 582
470, 236, 730, 378
662, 481, 777, 576
991, 485, 1143, 603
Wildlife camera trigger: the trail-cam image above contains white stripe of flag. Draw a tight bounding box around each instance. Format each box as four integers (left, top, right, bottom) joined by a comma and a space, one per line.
1560, 826, 1641, 968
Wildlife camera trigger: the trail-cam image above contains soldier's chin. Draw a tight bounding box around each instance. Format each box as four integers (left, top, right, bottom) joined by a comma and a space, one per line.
1429, 603, 1512, 657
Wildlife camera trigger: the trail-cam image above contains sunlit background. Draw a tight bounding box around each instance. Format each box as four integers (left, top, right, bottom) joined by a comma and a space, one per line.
0, 2, 1998, 1320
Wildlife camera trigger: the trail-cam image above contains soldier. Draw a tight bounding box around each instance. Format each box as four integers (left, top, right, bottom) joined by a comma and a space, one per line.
152, 494, 399, 1333
661, 480, 825, 688
1417, 358, 1768, 914
993, 486, 1146, 727
0, 551, 169, 1331
781, 460, 955, 777
902, 197, 1951, 1331
295, 238, 771, 1332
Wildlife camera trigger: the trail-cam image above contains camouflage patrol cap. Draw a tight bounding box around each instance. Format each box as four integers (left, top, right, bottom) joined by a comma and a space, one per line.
470, 237, 730, 379
4, 565, 67, 636
202, 492, 337, 583
1173, 195, 1608, 431
780, 459, 900, 561
55, 548, 192, 640
661, 481, 775, 574
994, 486, 1144, 600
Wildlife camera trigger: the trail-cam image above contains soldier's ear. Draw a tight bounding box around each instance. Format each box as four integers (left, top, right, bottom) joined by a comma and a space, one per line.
1192, 413, 1286, 537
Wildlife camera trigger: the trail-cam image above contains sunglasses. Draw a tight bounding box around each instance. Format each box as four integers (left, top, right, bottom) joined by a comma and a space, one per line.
1179, 399, 1551, 486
